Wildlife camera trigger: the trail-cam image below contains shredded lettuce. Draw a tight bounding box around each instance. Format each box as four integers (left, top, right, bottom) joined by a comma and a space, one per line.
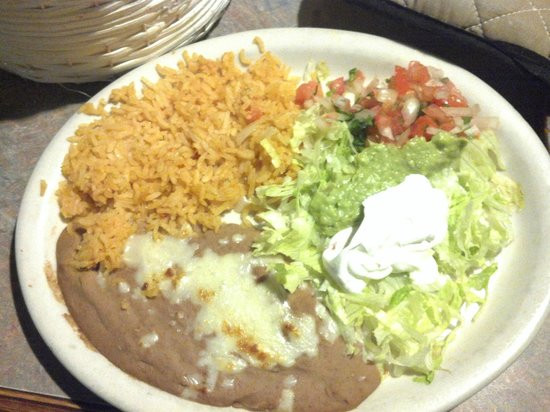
259, 138, 282, 168
252, 107, 523, 381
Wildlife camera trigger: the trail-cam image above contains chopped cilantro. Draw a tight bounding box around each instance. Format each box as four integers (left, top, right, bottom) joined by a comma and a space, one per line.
347, 116, 373, 150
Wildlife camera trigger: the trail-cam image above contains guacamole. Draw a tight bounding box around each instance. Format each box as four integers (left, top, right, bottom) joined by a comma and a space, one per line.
309, 134, 467, 236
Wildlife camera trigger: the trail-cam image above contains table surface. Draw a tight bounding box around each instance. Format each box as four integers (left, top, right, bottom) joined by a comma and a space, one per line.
1, 0, 548, 411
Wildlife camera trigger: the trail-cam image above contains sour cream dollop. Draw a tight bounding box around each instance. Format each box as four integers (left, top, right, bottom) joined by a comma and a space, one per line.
322, 174, 449, 293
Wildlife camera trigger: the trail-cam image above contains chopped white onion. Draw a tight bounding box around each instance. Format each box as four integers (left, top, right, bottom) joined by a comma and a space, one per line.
365, 78, 380, 94
464, 125, 481, 136
375, 88, 398, 104
474, 116, 499, 130
428, 66, 445, 80
448, 126, 463, 134
235, 121, 259, 144
401, 96, 420, 127
379, 126, 393, 140
440, 107, 474, 117
355, 109, 375, 120
343, 91, 356, 106
426, 126, 442, 136
425, 79, 444, 87
332, 95, 351, 111
260, 126, 277, 140
434, 89, 449, 100
349, 77, 365, 95
318, 96, 333, 111
303, 99, 315, 109
395, 128, 410, 145
453, 117, 465, 127
350, 104, 363, 113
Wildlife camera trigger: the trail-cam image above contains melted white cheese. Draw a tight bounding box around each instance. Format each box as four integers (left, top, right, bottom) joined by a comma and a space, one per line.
123, 234, 197, 286
314, 303, 339, 343
96, 272, 106, 288
117, 281, 130, 294
277, 389, 295, 411
220, 210, 243, 225
232, 233, 245, 244
221, 377, 236, 389
180, 386, 198, 400
277, 375, 297, 411
139, 332, 159, 348
123, 234, 319, 382
323, 174, 449, 293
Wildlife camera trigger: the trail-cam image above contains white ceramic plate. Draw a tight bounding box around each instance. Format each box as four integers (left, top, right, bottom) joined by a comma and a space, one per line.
16, 28, 550, 412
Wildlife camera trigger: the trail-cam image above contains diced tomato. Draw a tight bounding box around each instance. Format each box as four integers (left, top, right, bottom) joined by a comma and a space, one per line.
418, 104, 455, 133
328, 77, 346, 95
352, 69, 365, 82
378, 135, 397, 145
392, 66, 411, 95
358, 95, 378, 109
295, 81, 320, 107
334, 60, 471, 146
374, 112, 391, 133
323, 112, 340, 120
391, 62, 430, 99
407, 61, 431, 84
416, 84, 436, 102
423, 104, 450, 123
331, 95, 352, 112
245, 106, 262, 123
391, 113, 406, 135
447, 80, 468, 107
348, 69, 366, 88
410, 115, 437, 139
446, 92, 468, 107
374, 109, 405, 138
439, 119, 455, 131
433, 80, 468, 107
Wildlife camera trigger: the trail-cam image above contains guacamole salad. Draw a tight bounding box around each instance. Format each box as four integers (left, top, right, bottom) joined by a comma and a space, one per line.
251, 62, 524, 382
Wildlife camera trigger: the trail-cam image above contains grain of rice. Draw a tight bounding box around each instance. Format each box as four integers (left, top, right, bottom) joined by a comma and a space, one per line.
40, 179, 47, 196
239, 49, 252, 66
253, 36, 266, 54
79, 99, 106, 116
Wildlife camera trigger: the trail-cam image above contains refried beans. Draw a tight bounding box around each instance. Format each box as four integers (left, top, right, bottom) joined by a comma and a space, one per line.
56, 224, 380, 411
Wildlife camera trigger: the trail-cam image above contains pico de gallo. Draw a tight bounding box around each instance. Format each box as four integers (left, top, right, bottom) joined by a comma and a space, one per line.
294, 60, 498, 147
